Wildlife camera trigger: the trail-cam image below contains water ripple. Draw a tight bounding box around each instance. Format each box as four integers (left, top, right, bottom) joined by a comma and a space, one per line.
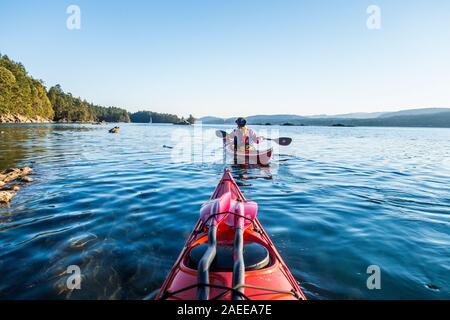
0, 124, 449, 299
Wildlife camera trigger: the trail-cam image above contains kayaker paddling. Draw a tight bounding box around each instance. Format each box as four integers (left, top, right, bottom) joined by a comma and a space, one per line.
215, 122, 293, 165
227, 117, 264, 151
226, 118, 271, 165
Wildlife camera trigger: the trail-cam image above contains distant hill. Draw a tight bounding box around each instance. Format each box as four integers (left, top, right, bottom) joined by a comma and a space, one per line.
326, 112, 385, 119
200, 108, 450, 128
352, 111, 450, 127
244, 114, 307, 124
200, 116, 226, 124
201, 114, 308, 125
377, 108, 450, 118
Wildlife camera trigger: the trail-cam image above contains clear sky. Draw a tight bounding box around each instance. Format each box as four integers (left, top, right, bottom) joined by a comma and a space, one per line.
1, 0, 450, 117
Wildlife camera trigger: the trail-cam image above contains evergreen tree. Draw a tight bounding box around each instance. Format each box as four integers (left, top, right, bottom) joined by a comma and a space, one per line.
187, 114, 196, 124
0, 54, 53, 119
129, 111, 181, 123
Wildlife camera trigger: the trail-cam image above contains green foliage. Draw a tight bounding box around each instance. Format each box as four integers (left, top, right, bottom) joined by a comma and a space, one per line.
0, 55, 130, 123
187, 114, 196, 124
91, 105, 130, 123
129, 110, 180, 123
0, 66, 15, 114
1, 54, 190, 124
0, 54, 53, 119
47, 85, 130, 123
47, 85, 94, 122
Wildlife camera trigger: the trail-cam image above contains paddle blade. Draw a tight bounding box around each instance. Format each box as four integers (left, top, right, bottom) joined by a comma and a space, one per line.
215, 130, 227, 138
274, 137, 292, 146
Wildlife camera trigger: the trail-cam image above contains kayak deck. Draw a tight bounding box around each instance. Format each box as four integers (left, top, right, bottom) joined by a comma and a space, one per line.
156, 169, 306, 300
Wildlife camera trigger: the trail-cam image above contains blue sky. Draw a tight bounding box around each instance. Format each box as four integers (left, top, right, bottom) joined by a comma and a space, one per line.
1, 0, 450, 117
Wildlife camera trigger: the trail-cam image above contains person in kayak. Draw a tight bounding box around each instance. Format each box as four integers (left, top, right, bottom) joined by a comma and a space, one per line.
227, 117, 264, 151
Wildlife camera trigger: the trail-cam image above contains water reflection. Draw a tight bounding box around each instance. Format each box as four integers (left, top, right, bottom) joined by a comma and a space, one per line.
0, 124, 97, 170
0, 125, 49, 170
229, 164, 273, 187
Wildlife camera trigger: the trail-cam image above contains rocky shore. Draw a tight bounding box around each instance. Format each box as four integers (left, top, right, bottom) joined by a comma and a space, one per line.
0, 114, 53, 124
0, 167, 34, 203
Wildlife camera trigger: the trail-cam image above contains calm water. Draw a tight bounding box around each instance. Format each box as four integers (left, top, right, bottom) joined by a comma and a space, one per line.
0, 123, 449, 300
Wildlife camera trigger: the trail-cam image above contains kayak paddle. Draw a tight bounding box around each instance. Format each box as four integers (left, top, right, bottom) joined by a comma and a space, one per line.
215, 130, 292, 146
216, 130, 227, 138
265, 137, 292, 146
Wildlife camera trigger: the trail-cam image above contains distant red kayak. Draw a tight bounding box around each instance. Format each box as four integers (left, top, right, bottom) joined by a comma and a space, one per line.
156, 169, 306, 300
226, 146, 273, 165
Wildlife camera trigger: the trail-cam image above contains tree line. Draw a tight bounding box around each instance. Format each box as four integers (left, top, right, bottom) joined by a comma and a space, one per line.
129, 111, 195, 124
1, 54, 194, 124
47, 84, 130, 123
0, 54, 54, 120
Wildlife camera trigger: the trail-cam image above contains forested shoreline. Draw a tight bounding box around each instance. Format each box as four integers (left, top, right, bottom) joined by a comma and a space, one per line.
0, 55, 53, 121
130, 111, 195, 124
0, 54, 187, 124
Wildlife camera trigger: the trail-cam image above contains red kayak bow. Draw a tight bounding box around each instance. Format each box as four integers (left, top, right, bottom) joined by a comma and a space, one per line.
156, 169, 306, 300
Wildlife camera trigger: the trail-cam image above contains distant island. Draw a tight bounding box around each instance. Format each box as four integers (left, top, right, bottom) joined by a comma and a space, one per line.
0, 54, 194, 125
200, 108, 450, 128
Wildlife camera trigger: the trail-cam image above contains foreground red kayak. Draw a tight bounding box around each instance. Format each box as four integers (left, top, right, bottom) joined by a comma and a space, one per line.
156, 169, 306, 300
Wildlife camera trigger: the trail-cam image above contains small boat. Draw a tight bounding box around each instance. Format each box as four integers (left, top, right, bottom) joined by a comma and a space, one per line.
156, 169, 306, 300
226, 146, 273, 165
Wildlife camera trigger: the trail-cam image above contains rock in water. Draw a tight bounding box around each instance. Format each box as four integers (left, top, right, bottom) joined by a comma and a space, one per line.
0, 113, 52, 124
0, 191, 16, 203
109, 126, 120, 133
21, 176, 34, 183
0, 167, 33, 184
0, 167, 34, 203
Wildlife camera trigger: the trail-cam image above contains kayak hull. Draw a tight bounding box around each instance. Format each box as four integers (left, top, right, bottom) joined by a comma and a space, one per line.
156, 170, 305, 300
226, 147, 273, 165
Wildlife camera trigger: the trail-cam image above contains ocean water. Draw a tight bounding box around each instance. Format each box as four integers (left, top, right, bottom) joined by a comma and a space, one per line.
0, 123, 449, 299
